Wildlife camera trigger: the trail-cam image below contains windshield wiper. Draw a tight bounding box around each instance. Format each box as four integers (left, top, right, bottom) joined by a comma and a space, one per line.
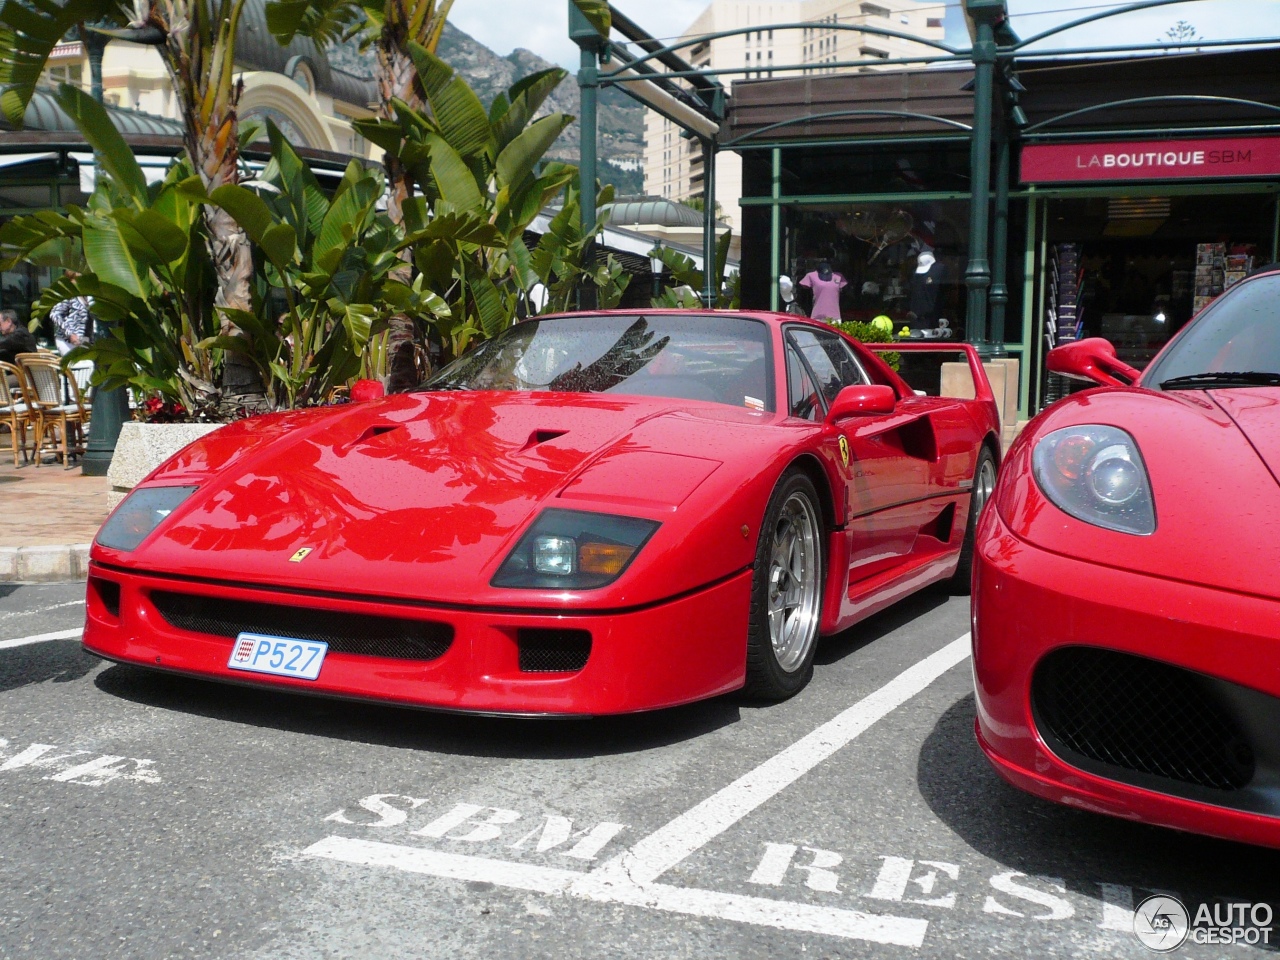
1159, 371, 1280, 390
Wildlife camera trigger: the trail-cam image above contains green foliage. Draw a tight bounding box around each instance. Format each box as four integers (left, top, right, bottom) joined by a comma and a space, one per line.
0, 86, 219, 408
833, 321, 901, 371
513, 181, 629, 317
356, 45, 602, 357
650, 231, 740, 309
199, 122, 460, 407
0, 0, 120, 127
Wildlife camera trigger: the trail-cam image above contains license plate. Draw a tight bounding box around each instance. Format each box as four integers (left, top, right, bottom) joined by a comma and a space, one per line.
227, 633, 327, 681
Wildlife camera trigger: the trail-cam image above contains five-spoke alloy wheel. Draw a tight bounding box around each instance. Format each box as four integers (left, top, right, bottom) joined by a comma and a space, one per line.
746, 470, 825, 699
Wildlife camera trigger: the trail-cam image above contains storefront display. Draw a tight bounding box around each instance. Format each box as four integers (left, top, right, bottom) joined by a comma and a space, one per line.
730, 46, 1280, 421
780, 198, 970, 335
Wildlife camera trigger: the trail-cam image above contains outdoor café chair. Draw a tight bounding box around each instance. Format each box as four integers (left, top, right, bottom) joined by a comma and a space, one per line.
16, 353, 87, 468
0, 360, 33, 466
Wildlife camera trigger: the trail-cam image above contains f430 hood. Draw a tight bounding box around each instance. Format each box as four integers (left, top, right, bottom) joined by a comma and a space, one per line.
999, 387, 1280, 600
107, 392, 779, 606
1208, 388, 1280, 488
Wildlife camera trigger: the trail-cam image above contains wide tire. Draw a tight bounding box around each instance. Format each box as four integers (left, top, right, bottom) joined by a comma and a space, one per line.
744, 470, 826, 701
949, 446, 997, 595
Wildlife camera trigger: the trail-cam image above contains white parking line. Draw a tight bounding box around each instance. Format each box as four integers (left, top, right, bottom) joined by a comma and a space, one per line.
597, 633, 972, 886
0, 628, 83, 649
0, 600, 85, 621
310, 837, 929, 946
305, 632, 973, 945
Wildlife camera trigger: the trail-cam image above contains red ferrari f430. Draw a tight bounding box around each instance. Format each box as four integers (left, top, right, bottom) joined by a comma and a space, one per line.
973, 266, 1280, 848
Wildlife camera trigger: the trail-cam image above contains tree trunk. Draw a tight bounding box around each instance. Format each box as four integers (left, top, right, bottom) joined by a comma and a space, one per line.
378, 36, 423, 390
158, 0, 265, 410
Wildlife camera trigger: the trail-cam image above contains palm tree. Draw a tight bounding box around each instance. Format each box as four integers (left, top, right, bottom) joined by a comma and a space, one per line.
264, 0, 453, 230
265, 0, 453, 383
0, 0, 264, 402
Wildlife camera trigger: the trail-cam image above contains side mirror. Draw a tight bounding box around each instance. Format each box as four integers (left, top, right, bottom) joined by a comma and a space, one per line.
350, 378, 386, 402
1047, 338, 1141, 387
826, 383, 897, 422
778, 275, 796, 304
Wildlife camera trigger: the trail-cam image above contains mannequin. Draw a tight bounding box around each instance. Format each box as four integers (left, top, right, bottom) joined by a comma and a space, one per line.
799, 260, 847, 322
907, 250, 943, 329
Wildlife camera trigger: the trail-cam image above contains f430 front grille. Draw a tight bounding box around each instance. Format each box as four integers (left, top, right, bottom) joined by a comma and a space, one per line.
1033, 647, 1254, 792
151, 591, 453, 662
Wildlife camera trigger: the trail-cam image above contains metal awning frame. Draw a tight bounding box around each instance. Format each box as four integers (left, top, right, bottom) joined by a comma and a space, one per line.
570, 0, 1280, 349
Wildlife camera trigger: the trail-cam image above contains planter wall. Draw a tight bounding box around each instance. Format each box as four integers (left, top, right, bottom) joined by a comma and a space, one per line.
107, 422, 223, 509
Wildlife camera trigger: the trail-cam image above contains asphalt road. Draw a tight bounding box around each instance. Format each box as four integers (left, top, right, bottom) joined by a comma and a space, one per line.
1, 580, 1278, 959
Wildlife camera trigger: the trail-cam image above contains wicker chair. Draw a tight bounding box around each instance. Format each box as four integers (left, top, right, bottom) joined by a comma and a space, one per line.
0, 360, 33, 466
16, 353, 87, 468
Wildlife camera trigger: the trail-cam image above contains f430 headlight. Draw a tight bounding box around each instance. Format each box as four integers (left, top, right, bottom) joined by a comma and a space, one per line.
96, 485, 199, 551
1032, 425, 1155, 535
492, 509, 660, 589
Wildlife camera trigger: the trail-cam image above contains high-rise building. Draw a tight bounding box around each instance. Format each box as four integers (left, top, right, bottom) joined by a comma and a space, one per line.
642, 0, 946, 234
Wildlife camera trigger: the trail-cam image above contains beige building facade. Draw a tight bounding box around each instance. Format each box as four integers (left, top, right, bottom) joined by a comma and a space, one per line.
643, 0, 946, 233
40, 3, 377, 160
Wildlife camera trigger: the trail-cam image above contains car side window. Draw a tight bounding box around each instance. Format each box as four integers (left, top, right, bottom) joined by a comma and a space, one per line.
786, 342, 821, 421
787, 328, 870, 407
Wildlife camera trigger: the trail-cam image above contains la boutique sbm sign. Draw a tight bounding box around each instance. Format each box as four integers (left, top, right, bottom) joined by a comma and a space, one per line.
1020, 137, 1280, 183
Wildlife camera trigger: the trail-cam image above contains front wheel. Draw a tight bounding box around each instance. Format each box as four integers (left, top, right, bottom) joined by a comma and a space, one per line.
744, 470, 826, 701
949, 446, 996, 595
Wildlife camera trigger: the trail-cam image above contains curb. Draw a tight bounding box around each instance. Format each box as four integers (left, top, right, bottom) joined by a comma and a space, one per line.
0, 544, 92, 583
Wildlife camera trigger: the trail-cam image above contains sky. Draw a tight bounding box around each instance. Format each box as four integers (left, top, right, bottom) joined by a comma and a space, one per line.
447, 0, 1280, 70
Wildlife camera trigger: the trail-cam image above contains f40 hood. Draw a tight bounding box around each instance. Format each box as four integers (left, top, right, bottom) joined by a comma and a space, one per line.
101, 392, 787, 608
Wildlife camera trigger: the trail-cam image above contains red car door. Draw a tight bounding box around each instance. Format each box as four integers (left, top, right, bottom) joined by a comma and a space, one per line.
784, 327, 934, 587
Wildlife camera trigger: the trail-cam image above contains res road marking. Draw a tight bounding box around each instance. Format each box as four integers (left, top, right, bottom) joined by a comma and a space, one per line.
306, 633, 972, 946
0, 627, 83, 649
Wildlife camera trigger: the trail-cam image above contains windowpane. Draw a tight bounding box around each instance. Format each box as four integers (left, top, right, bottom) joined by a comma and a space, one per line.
789, 328, 868, 405
786, 344, 821, 420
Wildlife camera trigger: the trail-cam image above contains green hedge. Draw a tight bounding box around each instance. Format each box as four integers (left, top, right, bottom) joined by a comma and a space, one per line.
834, 321, 901, 371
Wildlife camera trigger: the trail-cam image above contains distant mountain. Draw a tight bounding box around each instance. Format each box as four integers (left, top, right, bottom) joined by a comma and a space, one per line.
327, 23, 645, 195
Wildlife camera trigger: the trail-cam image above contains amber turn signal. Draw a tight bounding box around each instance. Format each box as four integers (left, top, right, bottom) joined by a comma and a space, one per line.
578, 542, 637, 576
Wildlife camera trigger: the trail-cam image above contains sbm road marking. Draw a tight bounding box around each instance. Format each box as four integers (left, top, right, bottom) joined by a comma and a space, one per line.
305, 633, 973, 946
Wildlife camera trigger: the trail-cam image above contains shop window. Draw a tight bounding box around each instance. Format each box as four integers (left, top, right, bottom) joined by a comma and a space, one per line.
773, 143, 971, 197
781, 199, 970, 337
1040, 192, 1277, 382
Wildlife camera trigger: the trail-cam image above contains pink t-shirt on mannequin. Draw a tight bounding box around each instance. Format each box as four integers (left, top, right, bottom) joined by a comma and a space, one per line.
799, 270, 847, 321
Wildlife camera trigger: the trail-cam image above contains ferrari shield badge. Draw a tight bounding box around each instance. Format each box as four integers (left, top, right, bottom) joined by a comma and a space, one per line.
838, 436, 850, 467
289, 547, 313, 563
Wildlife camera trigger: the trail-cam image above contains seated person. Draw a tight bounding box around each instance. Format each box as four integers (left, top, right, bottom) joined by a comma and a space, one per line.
0, 309, 37, 366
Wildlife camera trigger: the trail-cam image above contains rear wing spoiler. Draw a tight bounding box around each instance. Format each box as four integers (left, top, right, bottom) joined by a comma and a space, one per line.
862, 342, 1002, 431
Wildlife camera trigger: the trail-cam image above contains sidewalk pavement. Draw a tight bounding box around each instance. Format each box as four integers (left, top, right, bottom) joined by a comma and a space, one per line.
0, 453, 109, 582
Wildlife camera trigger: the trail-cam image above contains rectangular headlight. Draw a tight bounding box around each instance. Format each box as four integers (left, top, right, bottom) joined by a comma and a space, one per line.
534, 536, 577, 575
493, 509, 660, 589
96, 485, 199, 552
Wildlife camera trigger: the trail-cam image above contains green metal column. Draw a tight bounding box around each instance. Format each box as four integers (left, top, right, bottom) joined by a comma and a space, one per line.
962, 0, 1002, 356
79, 21, 129, 476
577, 46, 600, 311
701, 139, 717, 307
989, 117, 1010, 355
770, 148, 781, 311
